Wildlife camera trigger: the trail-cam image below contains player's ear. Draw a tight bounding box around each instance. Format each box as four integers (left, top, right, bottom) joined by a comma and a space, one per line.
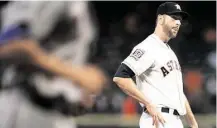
157, 15, 164, 25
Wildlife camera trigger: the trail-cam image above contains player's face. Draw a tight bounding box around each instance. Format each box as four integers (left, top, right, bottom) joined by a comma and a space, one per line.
162, 14, 182, 38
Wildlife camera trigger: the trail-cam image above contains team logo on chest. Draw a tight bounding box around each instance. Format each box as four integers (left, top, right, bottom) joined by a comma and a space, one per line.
160, 60, 181, 77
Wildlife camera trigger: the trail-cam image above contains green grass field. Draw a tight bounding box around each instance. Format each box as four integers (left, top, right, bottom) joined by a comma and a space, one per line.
75, 114, 216, 128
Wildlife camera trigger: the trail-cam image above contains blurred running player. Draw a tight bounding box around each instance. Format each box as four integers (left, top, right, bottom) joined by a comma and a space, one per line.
0, 1, 106, 128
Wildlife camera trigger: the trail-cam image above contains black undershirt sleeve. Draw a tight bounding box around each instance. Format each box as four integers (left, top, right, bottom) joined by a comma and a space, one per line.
114, 63, 135, 78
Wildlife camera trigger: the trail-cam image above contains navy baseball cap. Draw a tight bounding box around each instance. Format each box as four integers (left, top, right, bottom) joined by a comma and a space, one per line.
157, 2, 190, 20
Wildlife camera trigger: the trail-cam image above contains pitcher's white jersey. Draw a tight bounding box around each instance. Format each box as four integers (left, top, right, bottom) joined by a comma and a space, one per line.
122, 34, 186, 115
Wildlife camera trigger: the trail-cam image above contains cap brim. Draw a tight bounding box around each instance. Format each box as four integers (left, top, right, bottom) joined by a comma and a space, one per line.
168, 11, 190, 20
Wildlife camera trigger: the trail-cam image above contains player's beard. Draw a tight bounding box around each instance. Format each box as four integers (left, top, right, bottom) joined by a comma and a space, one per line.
162, 22, 177, 39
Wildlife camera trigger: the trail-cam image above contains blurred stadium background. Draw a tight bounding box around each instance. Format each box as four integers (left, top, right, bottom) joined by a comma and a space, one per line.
0, 1, 216, 128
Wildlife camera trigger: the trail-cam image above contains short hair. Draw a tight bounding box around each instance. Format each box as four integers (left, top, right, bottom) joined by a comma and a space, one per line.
155, 15, 159, 27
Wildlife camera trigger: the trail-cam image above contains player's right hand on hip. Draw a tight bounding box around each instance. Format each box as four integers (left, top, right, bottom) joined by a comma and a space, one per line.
146, 103, 166, 127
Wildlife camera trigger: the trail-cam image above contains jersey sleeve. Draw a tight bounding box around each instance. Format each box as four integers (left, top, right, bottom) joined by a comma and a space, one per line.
122, 44, 155, 76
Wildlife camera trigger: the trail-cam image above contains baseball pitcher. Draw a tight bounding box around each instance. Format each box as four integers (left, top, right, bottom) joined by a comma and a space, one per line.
113, 2, 198, 128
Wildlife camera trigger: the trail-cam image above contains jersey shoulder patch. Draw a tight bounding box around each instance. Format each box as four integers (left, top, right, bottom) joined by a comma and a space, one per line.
130, 49, 145, 61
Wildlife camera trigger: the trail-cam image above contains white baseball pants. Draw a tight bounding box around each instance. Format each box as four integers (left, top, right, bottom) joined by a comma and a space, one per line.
139, 108, 184, 128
